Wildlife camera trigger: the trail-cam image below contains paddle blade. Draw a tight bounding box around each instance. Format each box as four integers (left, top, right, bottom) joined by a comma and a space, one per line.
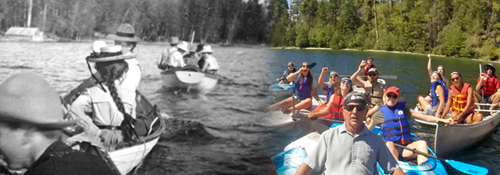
445, 159, 488, 175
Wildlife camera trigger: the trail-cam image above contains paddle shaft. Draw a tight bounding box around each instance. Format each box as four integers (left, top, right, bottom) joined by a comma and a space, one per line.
392, 142, 442, 161
480, 63, 484, 103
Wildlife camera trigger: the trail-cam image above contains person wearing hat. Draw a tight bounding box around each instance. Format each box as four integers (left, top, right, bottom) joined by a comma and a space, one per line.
69, 45, 138, 148
308, 77, 353, 133
351, 60, 387, 122
276, 61, 297, 84
0, 72, 116, 174
157, 37, 187, 70
427, 54, 450, 89
295, 91, 404, 175
476, 63, 500, 110
369, 86, 453, 166
200, 45, 219, 74
441, 72, 484, 124
183, 44, 203, 67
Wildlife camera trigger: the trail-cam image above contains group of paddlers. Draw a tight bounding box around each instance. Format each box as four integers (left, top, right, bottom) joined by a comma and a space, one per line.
268, 55, 500, 174
156, 36, 220, 74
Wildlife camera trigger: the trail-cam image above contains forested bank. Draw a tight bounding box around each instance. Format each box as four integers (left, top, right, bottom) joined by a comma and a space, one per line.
267, 0, 500, 60
0, 0, 267, 44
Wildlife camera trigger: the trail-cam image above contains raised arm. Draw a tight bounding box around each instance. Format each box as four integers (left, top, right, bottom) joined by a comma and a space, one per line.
351, 60, 367, 87
318, 67, 328, 89
287, 67, 305, 82
427, 54, 433, 78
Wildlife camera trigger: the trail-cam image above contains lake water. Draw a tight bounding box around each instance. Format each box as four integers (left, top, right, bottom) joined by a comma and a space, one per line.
264, 49, 500, 175
1, 42, 498, 175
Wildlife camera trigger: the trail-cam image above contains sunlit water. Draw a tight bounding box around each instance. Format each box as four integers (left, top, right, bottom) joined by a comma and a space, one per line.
264, 49, 500, 175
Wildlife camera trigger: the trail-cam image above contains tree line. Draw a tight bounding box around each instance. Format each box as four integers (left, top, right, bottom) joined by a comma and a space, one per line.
267, 0, 500, 60
0, 0, 267, 44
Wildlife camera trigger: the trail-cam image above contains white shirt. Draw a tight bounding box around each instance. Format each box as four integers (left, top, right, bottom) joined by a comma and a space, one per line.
167, 48, 186, 68
202, 54, 219, 71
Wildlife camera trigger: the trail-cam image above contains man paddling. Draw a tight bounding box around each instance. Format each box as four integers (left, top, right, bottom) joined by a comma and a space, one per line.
0, 72, 116, 175
295, 92, 404, 175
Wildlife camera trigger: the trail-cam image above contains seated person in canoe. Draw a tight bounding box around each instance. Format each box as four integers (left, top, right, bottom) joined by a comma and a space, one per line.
351, 60, 386, 123
268, 62, 321, 113
417, 71, 448, 118
295, 92, 404, 175
68, 45, 140, 149
371, 86, 453, 165
476, 63, 500, 113
157, 37, 188, 70
308, 77, 353, 133
0, 73, 116, 174
441, 72, 483, 124
200, 45, 219, 74
275, 61, 297, 84
184, 44, 202, 67
427, 54, 450, 89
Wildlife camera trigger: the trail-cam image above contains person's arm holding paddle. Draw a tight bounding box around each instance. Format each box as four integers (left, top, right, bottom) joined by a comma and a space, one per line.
476, 73, 484, 92
351, 60, 367, 87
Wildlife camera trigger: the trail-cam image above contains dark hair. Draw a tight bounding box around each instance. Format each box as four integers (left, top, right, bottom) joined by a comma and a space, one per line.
301, 62, 313, 87
367, 57, 373, 61
196, 44, 204, 52
433, 71, 443, 81
438, 65, 445, 74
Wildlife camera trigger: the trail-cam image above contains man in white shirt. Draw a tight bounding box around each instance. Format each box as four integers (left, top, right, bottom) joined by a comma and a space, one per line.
200, 45, 219, 74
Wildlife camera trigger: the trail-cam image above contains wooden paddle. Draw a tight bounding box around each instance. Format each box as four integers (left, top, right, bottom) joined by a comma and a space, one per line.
392, 142, 489, 175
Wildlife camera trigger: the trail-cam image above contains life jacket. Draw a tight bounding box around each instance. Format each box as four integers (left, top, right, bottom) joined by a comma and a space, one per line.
381, 102, 411, 144
479, 73, 498, 95
364, 64, 376, 75
294, 74, 312, 101
365, 82, 384, 106
430, 80, 448, 106
325, 83, 334, 104
313, 93, 344, 120
451, 83, 474, 114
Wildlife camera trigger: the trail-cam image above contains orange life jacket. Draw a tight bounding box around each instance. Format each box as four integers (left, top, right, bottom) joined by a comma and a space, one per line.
451, 83, 474, 114
312, 93, 344, 120
479, 73, 499, 95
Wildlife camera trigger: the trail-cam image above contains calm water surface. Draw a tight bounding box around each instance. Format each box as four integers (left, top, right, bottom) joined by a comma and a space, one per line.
264, 49, 500, 175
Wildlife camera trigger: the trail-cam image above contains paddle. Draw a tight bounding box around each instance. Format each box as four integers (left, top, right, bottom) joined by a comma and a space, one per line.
392, 142, 489, 175
480, 62, 485, 103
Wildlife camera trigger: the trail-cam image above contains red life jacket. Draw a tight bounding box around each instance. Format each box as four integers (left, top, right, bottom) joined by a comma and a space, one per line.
451, 83, 474, 114
312, 93, 344, 120
364, 64, 376, 75
479, 73, 499, 95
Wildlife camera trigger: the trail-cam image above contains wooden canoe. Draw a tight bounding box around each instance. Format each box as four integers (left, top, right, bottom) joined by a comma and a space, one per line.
161, 66, 218, 94
434, 112, 500, 158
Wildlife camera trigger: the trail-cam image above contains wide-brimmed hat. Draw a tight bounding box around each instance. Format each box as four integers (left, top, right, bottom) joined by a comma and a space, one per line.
177, 41, 189, 52
0, 72, 78, 128
485, 63, 496, 74
200, 45, 214, 53
106, 23, 141, 42
86, 45, 136, 62
169, 37, 179, 45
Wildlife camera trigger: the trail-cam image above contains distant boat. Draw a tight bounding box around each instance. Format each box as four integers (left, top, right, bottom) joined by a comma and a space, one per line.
161, 65, 218, 94
3, 27, 44, 42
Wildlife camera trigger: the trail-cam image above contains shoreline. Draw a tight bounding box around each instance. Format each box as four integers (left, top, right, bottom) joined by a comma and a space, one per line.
268, 47, 497, 63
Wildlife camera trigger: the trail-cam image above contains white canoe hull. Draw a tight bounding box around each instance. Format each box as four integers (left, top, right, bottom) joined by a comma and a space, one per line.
161, 70, 218, 93
109, 137, 160, 175
434, 113, 500, 158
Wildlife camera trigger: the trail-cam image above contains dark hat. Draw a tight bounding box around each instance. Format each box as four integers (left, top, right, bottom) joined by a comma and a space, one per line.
0, 72, 78, 128
106, 23, 141, 42
343, 92, 367, 107
86, 45, 136, 62
485, 63, 496, 73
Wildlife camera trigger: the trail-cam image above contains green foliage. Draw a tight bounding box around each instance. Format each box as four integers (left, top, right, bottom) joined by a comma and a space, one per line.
266, 0, 500, 59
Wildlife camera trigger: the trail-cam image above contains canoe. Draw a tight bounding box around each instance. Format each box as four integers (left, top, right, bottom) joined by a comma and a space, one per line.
434, 112, 500, 158
413, 105, 451, 126
268, 82, 294, 101
63, 91, 166, 175
161, 65, 218, 94
273, 124, 447, 175
372, 128, 448, 175
262, 95, 325, 127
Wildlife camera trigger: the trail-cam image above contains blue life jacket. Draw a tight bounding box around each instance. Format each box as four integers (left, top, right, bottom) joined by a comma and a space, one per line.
381, 102, 411, 143
430, 80, 448, 106
294, 74, 312, 101
325, 83, 334, 103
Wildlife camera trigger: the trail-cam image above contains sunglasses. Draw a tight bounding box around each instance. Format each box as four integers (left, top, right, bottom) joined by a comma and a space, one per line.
368, 73, 377, 77
387, 93, 398, 99
451, 77, 460, 81
341, 79, 351, 85
344, 104, 366, 112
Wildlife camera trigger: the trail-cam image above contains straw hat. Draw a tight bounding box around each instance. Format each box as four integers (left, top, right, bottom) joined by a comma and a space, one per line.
0, 72, 78, 128
86, 45, 136, 62
106, 23, 141, 42
200, 45, 214, 53
169, 37, 179, 45
177, 41, 189, 52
